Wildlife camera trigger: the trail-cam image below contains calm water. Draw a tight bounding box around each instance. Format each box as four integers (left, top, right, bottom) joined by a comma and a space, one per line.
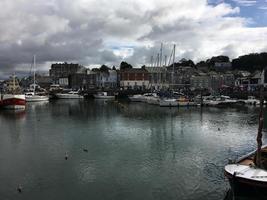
0, 100, 266, 200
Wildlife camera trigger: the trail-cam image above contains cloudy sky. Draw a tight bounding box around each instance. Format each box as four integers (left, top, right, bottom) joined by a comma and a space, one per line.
0, 0, 267, 78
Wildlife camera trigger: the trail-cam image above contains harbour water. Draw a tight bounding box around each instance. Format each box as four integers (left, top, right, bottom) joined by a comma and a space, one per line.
0, 100, 266, 200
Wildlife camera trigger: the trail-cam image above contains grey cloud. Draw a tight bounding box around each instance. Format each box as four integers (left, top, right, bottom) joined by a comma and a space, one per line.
0, 0, 267, 79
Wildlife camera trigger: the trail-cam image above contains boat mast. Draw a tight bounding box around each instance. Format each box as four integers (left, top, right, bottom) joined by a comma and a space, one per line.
256, 84, 264, 167
172, 44, 176, 89
33, 55, 36, 94
159, 43, 163, 89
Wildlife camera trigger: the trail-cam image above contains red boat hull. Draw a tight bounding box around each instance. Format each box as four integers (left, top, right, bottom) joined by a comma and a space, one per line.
2, 95, 26, 110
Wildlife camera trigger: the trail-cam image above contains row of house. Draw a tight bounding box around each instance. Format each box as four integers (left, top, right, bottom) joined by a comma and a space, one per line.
46, 63, 266, 92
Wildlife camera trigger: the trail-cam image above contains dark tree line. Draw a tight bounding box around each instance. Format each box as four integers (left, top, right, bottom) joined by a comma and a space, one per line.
94, 52, 267, 72
232, 53, 267, 72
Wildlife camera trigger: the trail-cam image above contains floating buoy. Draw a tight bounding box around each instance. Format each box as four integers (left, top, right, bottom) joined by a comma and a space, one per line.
218, 128, 221, 131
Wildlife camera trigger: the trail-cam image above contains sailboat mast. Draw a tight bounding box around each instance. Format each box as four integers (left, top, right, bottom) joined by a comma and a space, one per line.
256, 84, 264, 167
172, 44, 176, 88
33, 55, 36, 93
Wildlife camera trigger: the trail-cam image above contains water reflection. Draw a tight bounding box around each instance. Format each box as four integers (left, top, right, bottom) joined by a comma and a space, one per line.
0, 100, 266, 200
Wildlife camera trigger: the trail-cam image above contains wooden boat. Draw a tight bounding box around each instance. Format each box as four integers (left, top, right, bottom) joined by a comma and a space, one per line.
224, 85, 267, 198
224, 145, 267, 197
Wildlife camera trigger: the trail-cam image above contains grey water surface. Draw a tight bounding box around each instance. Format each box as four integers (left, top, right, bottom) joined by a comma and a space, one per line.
0, 99, 266, 200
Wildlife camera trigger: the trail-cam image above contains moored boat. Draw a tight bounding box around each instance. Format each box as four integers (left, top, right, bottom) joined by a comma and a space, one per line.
129, 94, 143, 102
55, 91, 83, 99
224, 85, 267, 198
25, 55, 49, 102
159, 98, 178, 107
25, 92, 49, 102
93, 92, 115, 99
1, 75, 26, 110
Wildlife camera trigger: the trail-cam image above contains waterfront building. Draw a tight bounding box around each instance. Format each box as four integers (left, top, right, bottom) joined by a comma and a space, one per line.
145, 66, 169, 90
69, 73, 97, 90
190, 72, 210, 90
166, 65, 196, 89
120, 68, 149, 90
214, 62, 232, 71
49, 62, 85, 82
96, 69, 117, 89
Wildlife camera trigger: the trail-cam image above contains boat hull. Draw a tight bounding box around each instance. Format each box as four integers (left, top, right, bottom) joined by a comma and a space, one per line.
225, 169, 267, 198
225, 145, 267, 199
26, 95, 49, 102
2, 94, 26, 110
159, 99, 178, 107
55, 94, 83, 99
93, 95, 115, 100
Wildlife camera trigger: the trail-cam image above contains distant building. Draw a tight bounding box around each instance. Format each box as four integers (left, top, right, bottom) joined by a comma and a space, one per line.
120, 68, 149, 90
96, 69, 117, 89
69, 73, 97, 90
214, 62, 232, 71
167, 66, 196, 89
36, 76, 53, 89
49, 62, 85, 82
145, 66, 168, 90
190, 72, 210, 90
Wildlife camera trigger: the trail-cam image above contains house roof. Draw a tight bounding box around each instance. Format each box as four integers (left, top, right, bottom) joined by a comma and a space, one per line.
121, 68, 148, 73
145, 67, 167, 73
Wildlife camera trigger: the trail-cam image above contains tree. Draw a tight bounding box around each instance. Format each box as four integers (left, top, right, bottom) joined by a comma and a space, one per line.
232, 53, 267, 72
120, 61, 133, 70
206, 55, 230, 67
99, 65, 110, 72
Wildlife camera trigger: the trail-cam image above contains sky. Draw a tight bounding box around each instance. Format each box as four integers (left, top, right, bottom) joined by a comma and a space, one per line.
0, 0, 267, 78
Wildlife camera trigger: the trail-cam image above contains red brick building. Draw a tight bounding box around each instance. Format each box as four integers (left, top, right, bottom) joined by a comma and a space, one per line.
120, 68, 149, 89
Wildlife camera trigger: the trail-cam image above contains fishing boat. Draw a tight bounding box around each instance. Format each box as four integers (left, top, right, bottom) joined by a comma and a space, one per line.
2, 75, 26, 110
25, 55, 49, 102
93, 92, 115, 99
224, 86, 267, 198
55, 91, 83, 99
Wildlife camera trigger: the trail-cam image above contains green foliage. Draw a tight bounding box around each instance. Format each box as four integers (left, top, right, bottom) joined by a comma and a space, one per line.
120, 61, 133, 70
232, 53, 267, 72
99, 65, 110, 72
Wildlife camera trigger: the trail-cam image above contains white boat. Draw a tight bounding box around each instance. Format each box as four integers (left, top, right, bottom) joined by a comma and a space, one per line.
224, 89, 267, 198
244, 96, 260, 105
129, 94, 143, 102
25, 92, 49, 102
224, 146, 267, 197
55, 91, 83, 99
2, 75, 26, 110
146, 93, 160, 105
203, 95, 240, 106
93, 92, 115, 99
25, 55, 49, 102
159, 98, 178, 107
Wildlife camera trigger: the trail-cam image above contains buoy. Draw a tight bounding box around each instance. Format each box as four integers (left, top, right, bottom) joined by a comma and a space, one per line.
17, 185, 22, 193
218, 128, 221, 131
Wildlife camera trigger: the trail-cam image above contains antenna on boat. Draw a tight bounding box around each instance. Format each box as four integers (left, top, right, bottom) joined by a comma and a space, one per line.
255, 71, 265, 167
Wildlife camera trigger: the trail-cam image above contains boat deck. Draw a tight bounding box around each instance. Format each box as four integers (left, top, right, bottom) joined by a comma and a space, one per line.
238, 146, 267, 167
